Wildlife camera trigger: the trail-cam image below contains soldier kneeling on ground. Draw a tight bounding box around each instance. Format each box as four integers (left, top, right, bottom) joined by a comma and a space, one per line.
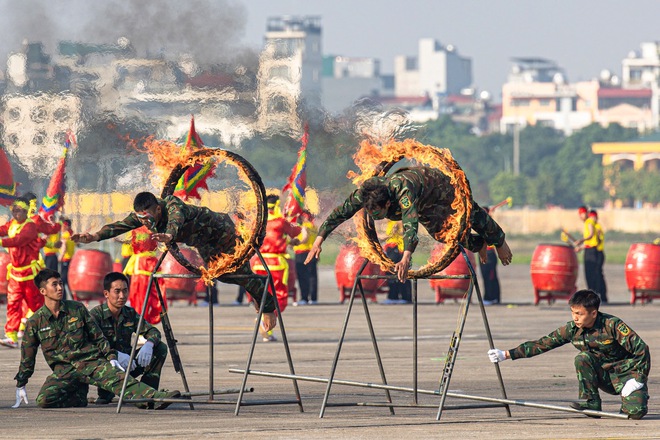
90, 272, 169, 408
11, 268, 179, 410
487, 289, 649, 419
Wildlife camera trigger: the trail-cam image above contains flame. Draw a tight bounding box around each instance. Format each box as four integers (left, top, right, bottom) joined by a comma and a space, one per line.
350, 138, 472, 278
133, 136, 264, 285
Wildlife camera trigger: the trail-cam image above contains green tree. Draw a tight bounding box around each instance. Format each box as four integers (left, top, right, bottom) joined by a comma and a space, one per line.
489, 172, 527, 206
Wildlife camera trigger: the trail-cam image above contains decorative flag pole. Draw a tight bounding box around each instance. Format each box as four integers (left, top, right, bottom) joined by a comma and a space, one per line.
173, 115, 216, 201
281, 122, 308, 222
38, 130, 75, 223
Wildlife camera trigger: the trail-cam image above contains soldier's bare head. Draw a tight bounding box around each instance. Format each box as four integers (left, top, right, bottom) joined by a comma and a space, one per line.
361, 179, 391, 220
34, 268, 62, 290
134, 192, 162, 229
569, 290, 600, 329
569, 289, 601, 311
103, 272, 129, 312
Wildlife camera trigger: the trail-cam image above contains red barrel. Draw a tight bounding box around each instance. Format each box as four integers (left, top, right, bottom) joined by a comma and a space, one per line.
68, 249, 114, 303
428, 244, 476, 303
530, 243, 578, 305
112, 260, 123, 273
625, 243, 660, 304
161, 248, 204, 305
335, 243, 387, 303
0, 251, 10, 303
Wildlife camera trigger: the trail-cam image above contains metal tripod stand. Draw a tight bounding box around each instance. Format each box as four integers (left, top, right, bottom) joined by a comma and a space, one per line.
116, 247, 303, 414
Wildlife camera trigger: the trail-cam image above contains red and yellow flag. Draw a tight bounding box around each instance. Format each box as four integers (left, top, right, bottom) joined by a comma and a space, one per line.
39, 131, 75, 222
173, 116, 216, 200
281, 123, 308, 221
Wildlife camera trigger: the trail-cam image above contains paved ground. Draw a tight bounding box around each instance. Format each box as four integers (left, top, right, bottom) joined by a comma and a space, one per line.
1, 263, 658, 439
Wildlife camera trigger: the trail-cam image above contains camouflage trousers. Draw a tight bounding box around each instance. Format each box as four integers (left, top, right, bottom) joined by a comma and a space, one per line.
575, 351, 648, 419
98, 341, 168, 401
217, 261, 275, 313
463, 201, 506, 253
36, 358, 161, 408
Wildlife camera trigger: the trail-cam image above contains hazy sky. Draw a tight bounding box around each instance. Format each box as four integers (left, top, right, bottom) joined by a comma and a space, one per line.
1, 1, 659, 102
239, 0, 660, 100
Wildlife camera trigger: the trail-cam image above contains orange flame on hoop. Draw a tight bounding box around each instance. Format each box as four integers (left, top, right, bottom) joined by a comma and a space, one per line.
350, 138, 472, 278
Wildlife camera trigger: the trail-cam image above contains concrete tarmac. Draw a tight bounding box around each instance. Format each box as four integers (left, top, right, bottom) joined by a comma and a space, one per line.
1, 263, 658, 439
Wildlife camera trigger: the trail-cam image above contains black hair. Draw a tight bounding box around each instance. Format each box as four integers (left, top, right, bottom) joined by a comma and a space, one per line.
360, 179, 390, 212
23, 192, 37, 201
34, 268, 61, 289
266, 194, 280, 205
103, 272, 129, 291
569, 289, 601, 311
61, 217, 72, 226
133, 192, 159, 211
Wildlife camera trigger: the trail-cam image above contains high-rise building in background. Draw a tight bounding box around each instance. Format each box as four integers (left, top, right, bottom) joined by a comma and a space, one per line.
394, 38, 472, 98
257, 15, 322, 132
321, 55, 389, 114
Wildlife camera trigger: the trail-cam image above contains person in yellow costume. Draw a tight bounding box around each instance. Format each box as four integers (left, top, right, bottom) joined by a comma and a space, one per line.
381, 220, 411, 304
59, 218, 76, 300
293, 210, 318, 305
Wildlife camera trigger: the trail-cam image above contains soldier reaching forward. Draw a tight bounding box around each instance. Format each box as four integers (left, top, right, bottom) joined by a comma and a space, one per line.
72, 192, 277, 332
305, 166, 512, 282
488, 289, 650, 419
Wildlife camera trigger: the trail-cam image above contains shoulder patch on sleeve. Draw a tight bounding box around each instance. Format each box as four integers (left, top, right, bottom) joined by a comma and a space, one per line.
617, 322, 630, 336
399, 196, 411, 210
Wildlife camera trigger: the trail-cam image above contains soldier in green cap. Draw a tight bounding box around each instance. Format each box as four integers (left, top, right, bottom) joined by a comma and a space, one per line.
73, 191, 277, 332
488, 289, 650, 419
11, 268, 179, 409
305, 166, 512, 282
90, 272, 168, 407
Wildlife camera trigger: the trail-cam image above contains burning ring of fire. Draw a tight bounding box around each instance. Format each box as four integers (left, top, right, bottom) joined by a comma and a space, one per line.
351, 139, 472, 278
161, 148, 267, 285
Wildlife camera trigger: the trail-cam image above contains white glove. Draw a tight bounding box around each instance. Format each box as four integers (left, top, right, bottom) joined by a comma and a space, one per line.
487, 348, 508, 363
110, 359, 125, 372
621, 378, 644, 397
12, 386, 28, 408
136, 341, 154, 368
117, 351, 137, 372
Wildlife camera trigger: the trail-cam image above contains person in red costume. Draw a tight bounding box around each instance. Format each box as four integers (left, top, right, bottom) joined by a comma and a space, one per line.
0, 197, 45, 348
122, 226, 165, 324
250, 195, 305, 341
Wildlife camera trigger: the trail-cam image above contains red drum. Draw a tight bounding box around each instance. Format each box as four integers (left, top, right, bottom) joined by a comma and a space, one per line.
428, 244, 476, 303
68, 249, 114, 303
530, 244, 578, 305
335, 243, 387, 303
112, 260, 123, 274
161, 248, 204, 305
625, 243, 660, 304
0, 251, 10, 303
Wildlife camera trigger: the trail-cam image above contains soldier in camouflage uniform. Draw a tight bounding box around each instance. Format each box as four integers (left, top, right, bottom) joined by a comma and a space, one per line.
305, 166, 512, 282
72, 192, 277, 332
488, 289, 650, 419
11, 268, 179, 409
90, 272, 168, 406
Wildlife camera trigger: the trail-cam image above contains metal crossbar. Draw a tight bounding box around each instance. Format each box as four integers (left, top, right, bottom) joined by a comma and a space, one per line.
116, 248, 303, 414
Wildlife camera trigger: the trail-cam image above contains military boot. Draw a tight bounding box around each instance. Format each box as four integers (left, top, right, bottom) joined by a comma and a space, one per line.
569, 398, 602, 418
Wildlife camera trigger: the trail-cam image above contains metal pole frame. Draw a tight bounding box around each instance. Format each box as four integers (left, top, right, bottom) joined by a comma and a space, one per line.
116, 247, 302, 414
316, 246, 510, 421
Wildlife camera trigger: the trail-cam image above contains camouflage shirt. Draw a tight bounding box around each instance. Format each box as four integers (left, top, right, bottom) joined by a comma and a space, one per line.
509, 312, 650, 383
318, 167, 504, 252
96, 195, 236, 263
89, 303, 161, 354
15, 300, 117, 387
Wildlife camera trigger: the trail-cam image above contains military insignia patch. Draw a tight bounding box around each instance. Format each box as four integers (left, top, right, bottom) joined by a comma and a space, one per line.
400, 196, 411, 210
617, 322, 630, 336
124, 322, 134, 327
68, 317, 78, 323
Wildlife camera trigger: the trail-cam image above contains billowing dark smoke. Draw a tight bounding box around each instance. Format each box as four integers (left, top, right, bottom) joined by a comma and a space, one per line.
0, 0, 252, 65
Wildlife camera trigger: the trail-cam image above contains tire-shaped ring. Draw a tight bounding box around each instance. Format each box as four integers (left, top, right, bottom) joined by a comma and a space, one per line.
355, 141, 472, 278
160, 148, 267, 281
